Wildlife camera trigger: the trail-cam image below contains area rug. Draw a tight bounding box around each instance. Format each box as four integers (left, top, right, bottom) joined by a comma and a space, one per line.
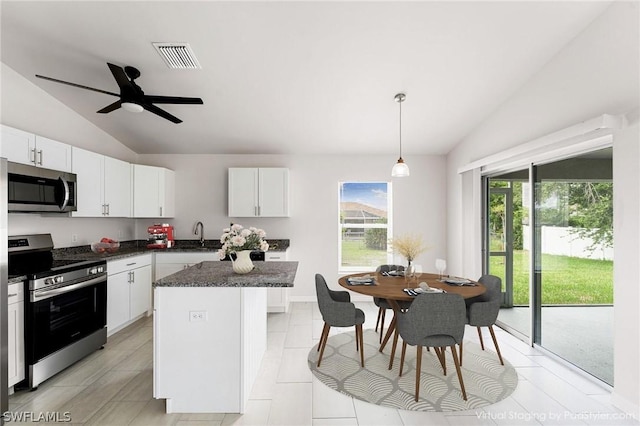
308, 329, 518, 412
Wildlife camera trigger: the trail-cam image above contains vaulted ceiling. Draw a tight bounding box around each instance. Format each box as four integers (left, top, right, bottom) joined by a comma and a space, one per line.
1, 1, 611, 155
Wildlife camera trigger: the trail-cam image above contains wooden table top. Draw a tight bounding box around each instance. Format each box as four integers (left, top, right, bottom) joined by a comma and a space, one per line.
338, 272, 486, 302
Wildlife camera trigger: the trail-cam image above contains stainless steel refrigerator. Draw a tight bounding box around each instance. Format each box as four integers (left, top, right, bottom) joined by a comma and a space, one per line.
1, 157, 9, 417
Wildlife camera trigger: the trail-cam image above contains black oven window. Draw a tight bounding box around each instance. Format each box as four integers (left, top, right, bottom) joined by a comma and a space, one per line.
28, 283, 107, 362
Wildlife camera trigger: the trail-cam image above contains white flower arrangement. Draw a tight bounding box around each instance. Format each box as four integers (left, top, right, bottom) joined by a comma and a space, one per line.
218, 224, 269, 260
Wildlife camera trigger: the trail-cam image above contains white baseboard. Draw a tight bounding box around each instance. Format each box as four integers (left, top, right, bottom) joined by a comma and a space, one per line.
289, 295, 376, 304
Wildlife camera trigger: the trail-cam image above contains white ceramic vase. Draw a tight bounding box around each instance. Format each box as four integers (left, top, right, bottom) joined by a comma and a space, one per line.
231, 250, 254, 274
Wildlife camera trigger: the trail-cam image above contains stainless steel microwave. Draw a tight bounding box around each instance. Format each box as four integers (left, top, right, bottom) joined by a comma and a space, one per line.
7, 162, 77, 213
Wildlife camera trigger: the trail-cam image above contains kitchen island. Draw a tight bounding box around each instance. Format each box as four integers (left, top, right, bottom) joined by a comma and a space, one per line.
153, 261, 298, 414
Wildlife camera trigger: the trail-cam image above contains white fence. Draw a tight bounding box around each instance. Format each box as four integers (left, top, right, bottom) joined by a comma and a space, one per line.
522, 225, 613, 261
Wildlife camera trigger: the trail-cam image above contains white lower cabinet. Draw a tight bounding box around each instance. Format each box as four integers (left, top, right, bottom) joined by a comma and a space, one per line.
154, 252, 218, 281
107, 254, 152, 335
266, 250, 290, 313
7, 282, 25, 389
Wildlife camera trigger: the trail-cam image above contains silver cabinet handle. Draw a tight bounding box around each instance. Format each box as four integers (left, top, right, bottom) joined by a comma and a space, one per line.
30, 148, 37, 164
106, 204, 110, 215
8, 293, 18, 298
37, 150, 43, 165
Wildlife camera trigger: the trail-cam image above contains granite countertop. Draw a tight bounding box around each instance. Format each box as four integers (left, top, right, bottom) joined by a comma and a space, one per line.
52, 239, 290, 262
154, 261, 298, 288
8, 275, 27, 285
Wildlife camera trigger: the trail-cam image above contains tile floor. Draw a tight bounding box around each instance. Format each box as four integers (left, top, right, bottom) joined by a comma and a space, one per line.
7, 302, 639, 425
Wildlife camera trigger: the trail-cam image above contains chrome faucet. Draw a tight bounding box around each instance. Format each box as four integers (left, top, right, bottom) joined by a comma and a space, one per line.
193, 221, 205, 247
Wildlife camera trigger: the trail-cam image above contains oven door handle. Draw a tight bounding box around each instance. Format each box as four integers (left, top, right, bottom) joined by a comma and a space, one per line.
31, 274, 106, 302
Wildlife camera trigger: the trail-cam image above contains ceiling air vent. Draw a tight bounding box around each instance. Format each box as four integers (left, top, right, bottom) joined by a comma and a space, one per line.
152, 43, 201, 69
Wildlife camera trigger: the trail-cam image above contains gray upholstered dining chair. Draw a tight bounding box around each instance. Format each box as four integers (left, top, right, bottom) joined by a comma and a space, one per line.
461, 274, 504, 366
374, 264, 411, 343
315, 273, 366, 368
394, 292, 467, 402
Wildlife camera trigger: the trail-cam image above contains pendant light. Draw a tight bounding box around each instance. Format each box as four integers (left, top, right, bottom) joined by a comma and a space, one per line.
391, 93, 410, 177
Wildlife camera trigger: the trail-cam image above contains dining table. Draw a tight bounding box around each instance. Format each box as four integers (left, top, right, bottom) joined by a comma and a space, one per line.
338, 271, 486, 353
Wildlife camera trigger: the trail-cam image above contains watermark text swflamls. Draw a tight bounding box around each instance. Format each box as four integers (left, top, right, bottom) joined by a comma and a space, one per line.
2, 411, 72, 423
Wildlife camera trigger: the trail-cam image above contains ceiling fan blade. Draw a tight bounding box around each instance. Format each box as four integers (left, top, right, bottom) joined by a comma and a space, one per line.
141, 103, 182, 124
144, 95, 204, 105
97, 100, 122, 114
35, 74, 119, 97
107, 63, 134, 89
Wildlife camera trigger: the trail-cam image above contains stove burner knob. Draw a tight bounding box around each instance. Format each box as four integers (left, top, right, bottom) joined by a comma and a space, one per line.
45, 276, 64, 285
89, 266, 105, 275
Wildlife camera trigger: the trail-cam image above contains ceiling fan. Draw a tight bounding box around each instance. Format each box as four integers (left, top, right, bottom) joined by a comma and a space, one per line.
35, 63, 203, 123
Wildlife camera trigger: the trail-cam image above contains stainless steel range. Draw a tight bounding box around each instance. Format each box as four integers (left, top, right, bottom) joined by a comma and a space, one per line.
8, 234, 107, 390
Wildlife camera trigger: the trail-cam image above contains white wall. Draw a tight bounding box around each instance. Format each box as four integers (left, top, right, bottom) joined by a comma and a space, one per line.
1, 62, 140, 247
0, 63, 137, 162
136, 153, 447, 301
446, 1, 639, 416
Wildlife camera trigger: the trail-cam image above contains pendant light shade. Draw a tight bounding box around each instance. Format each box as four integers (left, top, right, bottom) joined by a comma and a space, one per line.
392, 158, 410, 177
391, 93, 410, 177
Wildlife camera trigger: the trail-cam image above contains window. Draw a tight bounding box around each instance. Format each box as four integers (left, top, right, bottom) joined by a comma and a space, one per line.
339, 182, 392, 271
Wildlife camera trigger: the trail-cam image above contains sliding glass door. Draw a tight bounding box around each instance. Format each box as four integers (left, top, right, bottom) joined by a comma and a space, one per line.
532, 150, 613, 384
485, 169, 530, 339
485, 148, 613, 385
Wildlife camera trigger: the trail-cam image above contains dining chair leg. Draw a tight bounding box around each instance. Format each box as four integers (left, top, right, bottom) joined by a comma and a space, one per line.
318, 323, 329, 352
357, 324, 365, 367
459, 340, 464, 366
415, 345, 423, 402
450, 344, 467, 401
379, 309, 386, 344
388, 328, 399, 370
355, 325, 359, 352
488, 325, 505, 365
317, 323, 331, 367
375, 307, 382, 332
434, 347, 446, 375
477, 326, 485, 350
399, 341, 407, 376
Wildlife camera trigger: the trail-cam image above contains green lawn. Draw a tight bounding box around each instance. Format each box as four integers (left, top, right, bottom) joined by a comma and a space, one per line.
341, 239, 388, 268
490, 250, 613, 305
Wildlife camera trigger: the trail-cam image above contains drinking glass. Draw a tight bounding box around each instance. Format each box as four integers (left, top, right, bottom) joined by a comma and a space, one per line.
435, 259, 447, 280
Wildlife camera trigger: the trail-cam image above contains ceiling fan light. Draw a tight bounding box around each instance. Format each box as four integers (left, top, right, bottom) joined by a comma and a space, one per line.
392, 158, 410, 177
122, 102, 143, 113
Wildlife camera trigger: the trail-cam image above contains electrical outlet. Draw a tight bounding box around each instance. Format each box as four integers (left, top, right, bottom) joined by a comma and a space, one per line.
189, 311, 207, 322
71, 234, 78, 243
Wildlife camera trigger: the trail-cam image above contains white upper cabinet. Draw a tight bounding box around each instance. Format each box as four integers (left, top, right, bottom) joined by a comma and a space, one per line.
104, 156, 132, 217
132, 164, 175, 218
228, 168, 289, 217
0, 125, 71, 172
72, 147, 131, 217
